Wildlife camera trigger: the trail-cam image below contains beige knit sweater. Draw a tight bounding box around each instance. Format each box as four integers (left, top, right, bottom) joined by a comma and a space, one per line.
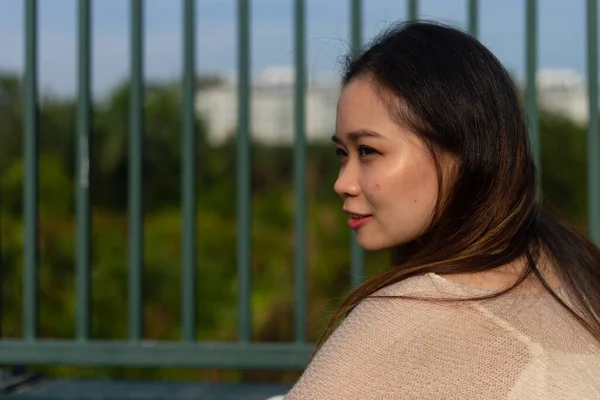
285, 272, 600, 399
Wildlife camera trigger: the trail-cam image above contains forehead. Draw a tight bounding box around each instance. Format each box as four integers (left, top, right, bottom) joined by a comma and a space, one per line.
336, 78, 400, 140
337, 78, 389, 118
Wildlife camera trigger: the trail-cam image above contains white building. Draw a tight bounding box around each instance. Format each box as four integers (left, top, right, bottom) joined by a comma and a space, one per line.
536, 68, 589, 125
196, 67, 596, 146
195, 66, 340, 146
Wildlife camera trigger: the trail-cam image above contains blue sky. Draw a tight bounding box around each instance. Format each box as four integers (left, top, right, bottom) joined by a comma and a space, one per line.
0, 0, 590, 99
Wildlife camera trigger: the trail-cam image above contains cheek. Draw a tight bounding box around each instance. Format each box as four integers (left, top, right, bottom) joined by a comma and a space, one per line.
367, 181, 381, 197
406, 163, 438, 209
363, 159, 437, 210
388, 160, 438, 210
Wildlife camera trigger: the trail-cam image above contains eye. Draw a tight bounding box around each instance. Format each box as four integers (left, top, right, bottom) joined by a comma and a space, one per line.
358, 145, 377, 157
335, 147, 347, 159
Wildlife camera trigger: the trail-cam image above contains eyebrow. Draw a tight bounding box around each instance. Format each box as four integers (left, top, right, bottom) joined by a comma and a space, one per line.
331, 129, 383, 143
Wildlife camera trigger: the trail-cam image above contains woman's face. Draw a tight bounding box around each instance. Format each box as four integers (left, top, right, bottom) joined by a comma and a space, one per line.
333, 77, 440, 251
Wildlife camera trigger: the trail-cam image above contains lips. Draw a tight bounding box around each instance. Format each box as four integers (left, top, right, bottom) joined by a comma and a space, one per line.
348, 213, 369, 218
345, 211, 373, 230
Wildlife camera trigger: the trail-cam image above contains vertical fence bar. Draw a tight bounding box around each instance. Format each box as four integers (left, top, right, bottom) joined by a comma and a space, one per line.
525, 0, 540, 170
468, 0, 479, 38
237, 0, 252, 343
76, 0, 92, 341
23, 0, 38, 341
588, 0, 600, 244
128, 0, 144, 341
349, 0, 364, 290
408, 0, 418, 21
181, 0, 197, 342
293, 0, 307, 343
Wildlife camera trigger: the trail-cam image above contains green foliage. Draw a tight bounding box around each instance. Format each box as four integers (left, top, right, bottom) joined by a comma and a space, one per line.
0, 74, 592, 382
540, 111, 588, 227
0, 73, 23, 172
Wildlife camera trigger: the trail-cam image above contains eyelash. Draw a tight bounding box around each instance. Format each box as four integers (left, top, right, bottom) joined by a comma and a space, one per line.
335, 145, 378, 159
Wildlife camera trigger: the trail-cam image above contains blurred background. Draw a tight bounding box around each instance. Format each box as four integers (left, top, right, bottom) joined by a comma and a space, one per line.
0, 0, 596, 392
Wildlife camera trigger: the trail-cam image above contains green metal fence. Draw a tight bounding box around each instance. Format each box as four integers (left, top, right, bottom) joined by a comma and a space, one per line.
1, 0, 599, 371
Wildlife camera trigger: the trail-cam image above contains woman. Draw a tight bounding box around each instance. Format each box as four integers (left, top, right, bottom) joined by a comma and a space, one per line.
285, 21, 600, 399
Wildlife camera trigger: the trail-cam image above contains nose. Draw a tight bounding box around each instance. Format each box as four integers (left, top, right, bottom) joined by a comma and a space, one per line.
334, 164, 360, 198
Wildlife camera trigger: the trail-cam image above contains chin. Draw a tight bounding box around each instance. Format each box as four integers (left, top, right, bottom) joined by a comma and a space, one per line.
355, 235, 394, 252
355, 231, 409, 252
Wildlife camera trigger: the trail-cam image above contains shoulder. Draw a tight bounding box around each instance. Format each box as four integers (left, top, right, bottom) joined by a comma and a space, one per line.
324, 273, 474, 349
285, 274, 538, 399
338, 273, 474, 343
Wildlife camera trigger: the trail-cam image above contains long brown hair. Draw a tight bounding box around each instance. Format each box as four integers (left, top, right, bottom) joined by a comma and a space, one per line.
317, 21, 600, 352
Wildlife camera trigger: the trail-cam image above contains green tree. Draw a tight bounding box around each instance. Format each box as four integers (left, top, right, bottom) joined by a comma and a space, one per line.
540, 111, 588, 228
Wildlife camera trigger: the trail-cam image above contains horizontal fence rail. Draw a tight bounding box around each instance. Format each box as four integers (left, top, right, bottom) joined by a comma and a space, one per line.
1, 0, 599, 370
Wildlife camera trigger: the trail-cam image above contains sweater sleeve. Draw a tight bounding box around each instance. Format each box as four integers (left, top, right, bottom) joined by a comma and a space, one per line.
284, 281, 535, 400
